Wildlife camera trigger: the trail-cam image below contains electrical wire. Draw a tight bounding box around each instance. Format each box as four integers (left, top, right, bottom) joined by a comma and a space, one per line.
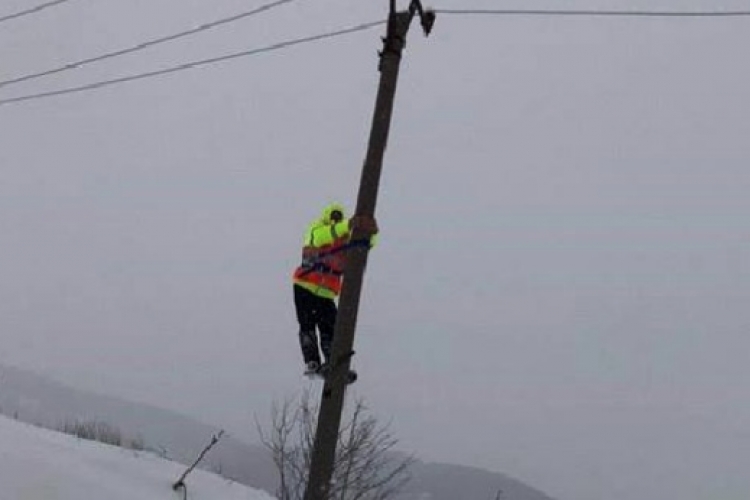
0, 20, 386, 107
0, 0, 298, 89
433, 8, 750, 18
0, 0, 74, 24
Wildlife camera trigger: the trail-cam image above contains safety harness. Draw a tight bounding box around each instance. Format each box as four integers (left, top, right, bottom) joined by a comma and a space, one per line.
297, 239, 371, 278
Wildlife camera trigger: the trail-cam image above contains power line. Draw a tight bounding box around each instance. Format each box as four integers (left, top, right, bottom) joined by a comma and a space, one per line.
0, 20, 386, 107
0, 0, 74, 24
434, 8, 750, 18
0, 0, 298, 89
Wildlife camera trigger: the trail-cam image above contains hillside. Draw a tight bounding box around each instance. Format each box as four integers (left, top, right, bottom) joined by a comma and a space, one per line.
0, 413, 274, 500
0, 365, 557, 500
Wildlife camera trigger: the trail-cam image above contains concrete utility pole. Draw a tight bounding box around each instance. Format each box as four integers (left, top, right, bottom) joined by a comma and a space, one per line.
302, 2, 434, 500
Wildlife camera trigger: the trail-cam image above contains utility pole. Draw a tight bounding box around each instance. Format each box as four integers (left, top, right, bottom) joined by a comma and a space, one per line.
302, 2, 435, 500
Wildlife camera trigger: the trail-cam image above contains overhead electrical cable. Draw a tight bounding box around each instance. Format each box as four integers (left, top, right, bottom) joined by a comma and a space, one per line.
0, 20, 386, 107
433, 8, 750, 17
0, 0, 74, 24
0, 0, 298, 89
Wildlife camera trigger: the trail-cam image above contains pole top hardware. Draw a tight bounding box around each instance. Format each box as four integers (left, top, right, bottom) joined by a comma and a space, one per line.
409, 0, 436, 35
390, 0, 436, 36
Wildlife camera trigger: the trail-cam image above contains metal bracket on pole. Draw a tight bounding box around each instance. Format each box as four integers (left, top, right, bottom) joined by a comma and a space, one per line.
408, 0, 436, 36
392, 0, 436, 35
379, 0, 435, 70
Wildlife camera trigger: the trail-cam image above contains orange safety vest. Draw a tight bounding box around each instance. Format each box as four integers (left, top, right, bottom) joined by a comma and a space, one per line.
293, 234, 349, 297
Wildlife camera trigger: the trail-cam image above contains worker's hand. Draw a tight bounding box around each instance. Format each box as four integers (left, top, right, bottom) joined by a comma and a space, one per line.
349, 215, 379, 235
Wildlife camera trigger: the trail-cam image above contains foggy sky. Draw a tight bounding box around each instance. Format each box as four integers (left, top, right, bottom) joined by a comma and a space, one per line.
2, 1, 749, 499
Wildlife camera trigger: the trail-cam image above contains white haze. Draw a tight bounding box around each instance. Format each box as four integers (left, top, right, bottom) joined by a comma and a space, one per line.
1, 1, 749, 499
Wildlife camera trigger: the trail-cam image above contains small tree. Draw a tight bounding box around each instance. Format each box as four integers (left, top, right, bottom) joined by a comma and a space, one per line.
258, 391, 414, 500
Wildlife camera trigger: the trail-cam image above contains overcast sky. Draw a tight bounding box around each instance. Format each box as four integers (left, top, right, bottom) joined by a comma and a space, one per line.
2, 1, 749, 499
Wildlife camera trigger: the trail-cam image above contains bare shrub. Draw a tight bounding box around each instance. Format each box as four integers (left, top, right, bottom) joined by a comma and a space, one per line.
59, 419, 122, 446
258, 391, 414, 500
58, 419, 145, 451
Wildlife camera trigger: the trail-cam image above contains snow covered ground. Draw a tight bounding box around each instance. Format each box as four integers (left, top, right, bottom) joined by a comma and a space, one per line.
0, 414, 275, 500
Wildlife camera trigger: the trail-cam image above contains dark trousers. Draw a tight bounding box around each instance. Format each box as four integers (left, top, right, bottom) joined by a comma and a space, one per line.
294, 284, 337, 365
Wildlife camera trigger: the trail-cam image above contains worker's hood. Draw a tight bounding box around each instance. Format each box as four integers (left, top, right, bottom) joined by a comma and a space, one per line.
320, 202, 346, 225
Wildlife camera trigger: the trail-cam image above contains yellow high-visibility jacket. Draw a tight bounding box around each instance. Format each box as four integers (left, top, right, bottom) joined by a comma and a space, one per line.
292, 202, 376, 299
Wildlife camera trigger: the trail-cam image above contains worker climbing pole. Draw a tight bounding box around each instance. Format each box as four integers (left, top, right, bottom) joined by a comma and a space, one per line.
302, 2, 435, 499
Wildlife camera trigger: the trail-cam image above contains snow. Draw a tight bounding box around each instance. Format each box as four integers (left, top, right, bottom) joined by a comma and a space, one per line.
0, 414, 276, 500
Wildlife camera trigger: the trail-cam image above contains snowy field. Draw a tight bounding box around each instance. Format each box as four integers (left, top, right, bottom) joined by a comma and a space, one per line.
0, 414, 275, 500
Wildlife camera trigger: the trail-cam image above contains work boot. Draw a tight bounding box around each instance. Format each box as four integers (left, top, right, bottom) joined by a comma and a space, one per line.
304, 360, 320, 377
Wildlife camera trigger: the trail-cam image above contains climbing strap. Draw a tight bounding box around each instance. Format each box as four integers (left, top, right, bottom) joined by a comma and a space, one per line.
297, 239, 371, 278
